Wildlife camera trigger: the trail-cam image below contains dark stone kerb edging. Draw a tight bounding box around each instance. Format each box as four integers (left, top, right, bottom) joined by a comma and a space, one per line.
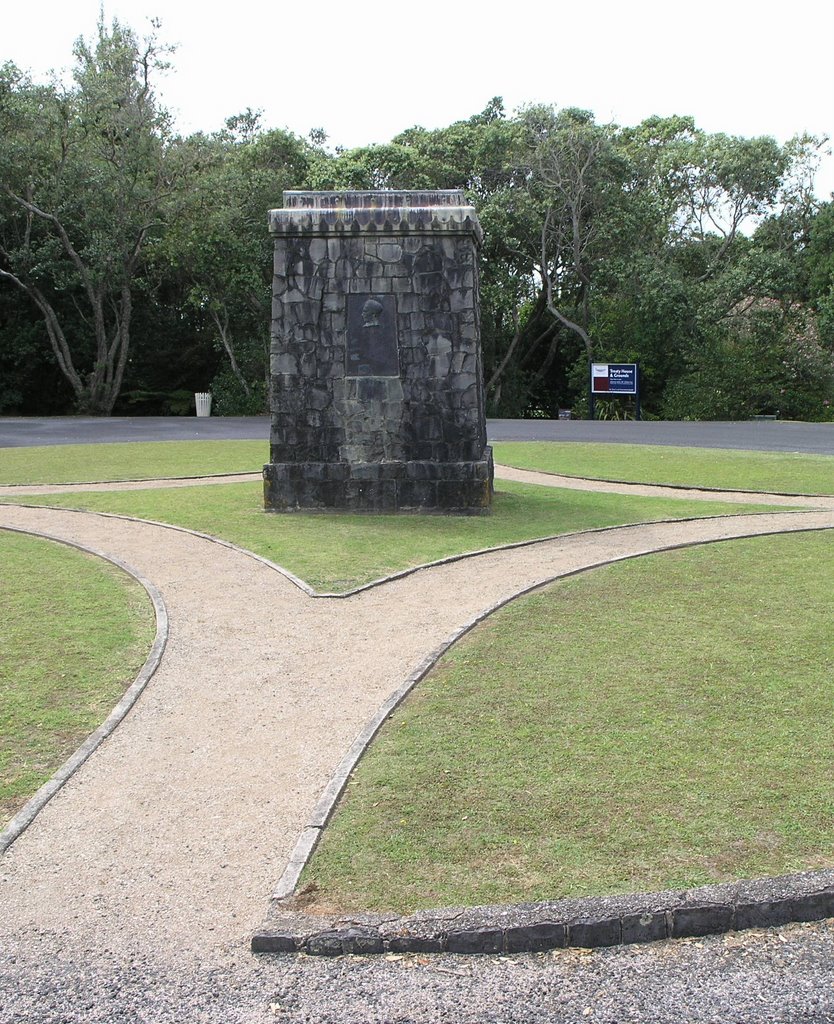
252, 871, 834, 956
0, 526, 169, 855
1, 488, 823, 602
4, 501, 815, 604
256, 517, 834, 954
499, 465, 834, 501
4, 505, 830, 611
310, 509, 823, 598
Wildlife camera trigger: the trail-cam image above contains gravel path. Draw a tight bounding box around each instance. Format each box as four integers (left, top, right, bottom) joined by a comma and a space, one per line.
494, 464, 834, 508
0, 472, 259, 496
2, 474, 833, 1022
3, 464, 833, 507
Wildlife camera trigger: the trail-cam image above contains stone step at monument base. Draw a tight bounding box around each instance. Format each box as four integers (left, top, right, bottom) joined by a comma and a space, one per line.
263, 454, 493, 514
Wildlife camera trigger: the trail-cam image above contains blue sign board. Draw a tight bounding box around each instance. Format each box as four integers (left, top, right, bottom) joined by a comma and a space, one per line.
591, 363, 638, 395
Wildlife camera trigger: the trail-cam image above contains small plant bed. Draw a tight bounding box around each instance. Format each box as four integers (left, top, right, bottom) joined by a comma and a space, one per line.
301, 532, 834, 913
0, 440, 267, 485
493, 442, 834, 495
0, 532, 155, 827
6, 482, 778, 592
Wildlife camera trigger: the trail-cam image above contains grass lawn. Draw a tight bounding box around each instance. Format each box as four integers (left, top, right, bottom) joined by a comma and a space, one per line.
493, 441, 834, 495
5, 481, 778, 591
302, 531, 834, 913
2, 438, 832, 495
0, 531, 155, 828
0, 440, 268, 485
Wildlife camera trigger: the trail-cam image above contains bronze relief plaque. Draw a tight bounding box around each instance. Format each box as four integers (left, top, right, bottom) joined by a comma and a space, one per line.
346, 294, 399, 377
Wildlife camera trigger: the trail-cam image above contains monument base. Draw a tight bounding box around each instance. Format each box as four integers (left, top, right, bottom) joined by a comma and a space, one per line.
263, 450, 493, 515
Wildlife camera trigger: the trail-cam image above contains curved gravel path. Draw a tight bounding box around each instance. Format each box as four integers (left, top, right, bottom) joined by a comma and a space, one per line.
494, 464, 834, 508
1, 474, 833, 1022
0, 472, 259, 496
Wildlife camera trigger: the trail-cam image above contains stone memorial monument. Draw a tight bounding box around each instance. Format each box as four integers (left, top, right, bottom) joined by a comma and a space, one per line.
263, 190, 493, 513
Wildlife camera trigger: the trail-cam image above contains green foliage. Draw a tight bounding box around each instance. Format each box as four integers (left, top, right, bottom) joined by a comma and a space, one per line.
806, 202, 834, 301
663, 301, 833, 421
805, 202, 834, 356
160, 117, 315, 401
0, 291, 72, 413
209, 368, 267, 416
816, 288, 834, 354
121, 388, 194, 415
0, 20, 189, 414
592, 397, 637, 420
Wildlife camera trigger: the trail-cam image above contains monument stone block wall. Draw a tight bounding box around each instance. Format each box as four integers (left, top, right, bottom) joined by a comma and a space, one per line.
263, 190, 493, 513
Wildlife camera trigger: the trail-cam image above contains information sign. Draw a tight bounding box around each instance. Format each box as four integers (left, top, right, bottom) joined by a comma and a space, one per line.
591, 363, 638, 394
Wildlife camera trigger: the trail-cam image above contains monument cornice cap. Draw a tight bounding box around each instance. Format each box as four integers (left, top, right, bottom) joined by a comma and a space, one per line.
282, 189, 467, 209
269, 189, 483, 242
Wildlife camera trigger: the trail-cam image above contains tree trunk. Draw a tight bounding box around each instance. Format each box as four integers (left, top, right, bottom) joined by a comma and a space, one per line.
211, 307, 252, 397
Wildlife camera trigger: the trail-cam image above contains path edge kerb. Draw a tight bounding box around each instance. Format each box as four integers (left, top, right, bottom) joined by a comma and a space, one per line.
252, 869, 834, 956
0, 526, 169, 855
0, 501, 820, 600
256, 520, 834, 956
497, 464, 834, 500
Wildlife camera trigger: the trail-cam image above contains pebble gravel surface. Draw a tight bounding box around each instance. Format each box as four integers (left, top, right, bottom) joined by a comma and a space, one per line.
2, 922, 834, 1022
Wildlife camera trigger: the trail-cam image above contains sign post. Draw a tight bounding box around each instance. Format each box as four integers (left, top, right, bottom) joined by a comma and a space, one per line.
589, 362, 640, 419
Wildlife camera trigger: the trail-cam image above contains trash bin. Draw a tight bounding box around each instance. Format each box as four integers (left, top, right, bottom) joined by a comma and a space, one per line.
195, 392, 212, 417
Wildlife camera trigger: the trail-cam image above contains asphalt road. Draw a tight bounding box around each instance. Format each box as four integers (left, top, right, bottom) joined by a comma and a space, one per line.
1, 416, 833, 454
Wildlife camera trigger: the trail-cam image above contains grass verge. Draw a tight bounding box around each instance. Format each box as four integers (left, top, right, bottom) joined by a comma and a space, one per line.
4, 482, 779, 591
0, 440, 267, 485
493, 441, 834, 495
3, 438, 832, 495
0, 531, 155, 827
302, 531, 834, 913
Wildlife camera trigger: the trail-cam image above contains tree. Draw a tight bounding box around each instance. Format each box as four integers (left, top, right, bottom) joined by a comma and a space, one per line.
310, 100, 555, 414
1, 57, 827, 421
0, 287, 70, 413
0, 18, 188, 413
803, 201, 834, 349
160, 114, 316, 413
526, 108, 620, 363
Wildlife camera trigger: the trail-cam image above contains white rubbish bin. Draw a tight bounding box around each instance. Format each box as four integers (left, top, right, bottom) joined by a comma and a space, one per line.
195, 392, 212, 417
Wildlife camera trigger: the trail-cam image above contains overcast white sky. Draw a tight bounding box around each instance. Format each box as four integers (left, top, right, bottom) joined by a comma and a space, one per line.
5, 0, 834, 197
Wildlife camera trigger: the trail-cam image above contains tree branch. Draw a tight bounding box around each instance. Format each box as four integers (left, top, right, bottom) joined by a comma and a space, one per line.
0, 266, 83, 394
210, 306, 251, 396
